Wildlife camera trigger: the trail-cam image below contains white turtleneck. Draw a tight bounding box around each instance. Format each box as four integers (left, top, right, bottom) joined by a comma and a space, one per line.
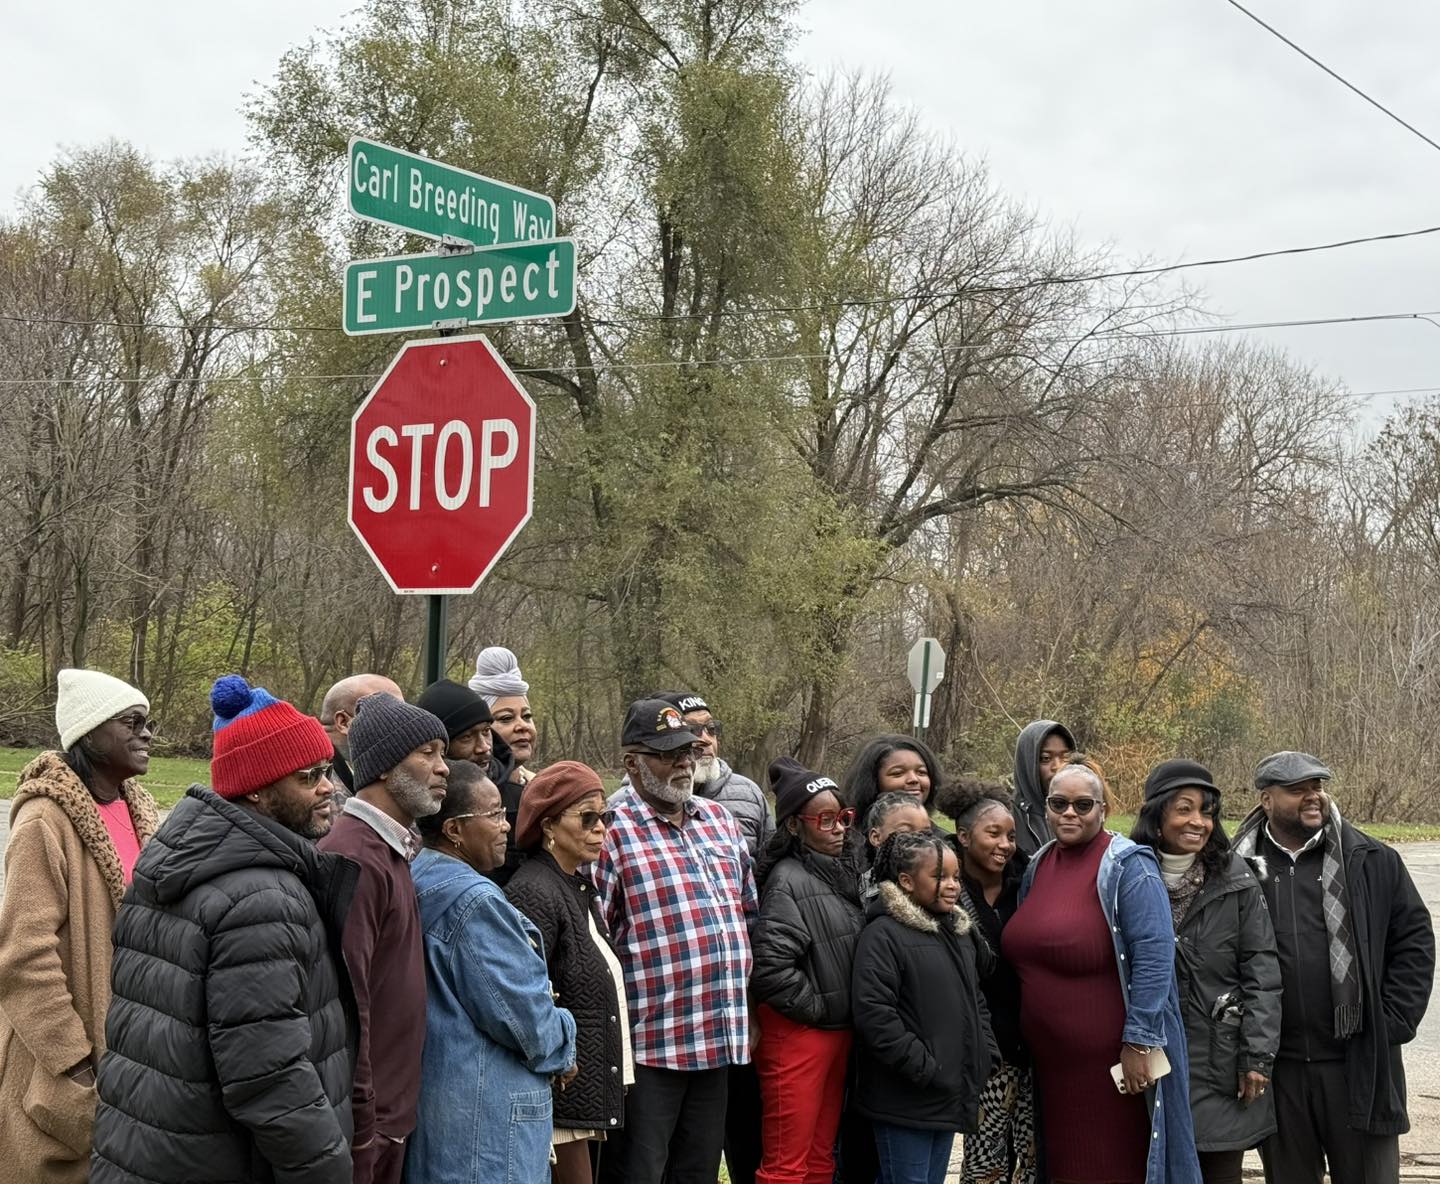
1158, 849, 1197, 888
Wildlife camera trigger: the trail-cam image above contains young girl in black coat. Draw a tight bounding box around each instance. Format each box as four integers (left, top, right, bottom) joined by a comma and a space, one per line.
851, 831, 997, 1184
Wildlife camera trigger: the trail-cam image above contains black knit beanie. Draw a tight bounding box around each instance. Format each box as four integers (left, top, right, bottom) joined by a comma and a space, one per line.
416, 679, 493, 742
349, 692, 448, 789
769, 756, 840, 824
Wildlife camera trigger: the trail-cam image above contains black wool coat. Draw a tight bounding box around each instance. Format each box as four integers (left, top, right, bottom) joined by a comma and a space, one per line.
505, 852, 626, 1132
752, 845, 865, 1029
1172, 850, 1281, 1151
850, 881, 997, 1134
92, 786, 358, 1184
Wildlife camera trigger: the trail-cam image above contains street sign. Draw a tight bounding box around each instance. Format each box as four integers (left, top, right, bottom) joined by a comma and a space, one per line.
348, 334, 535, 594
343, 238, 577, 335
907, 638, 946, 694
349, 136, 557, 245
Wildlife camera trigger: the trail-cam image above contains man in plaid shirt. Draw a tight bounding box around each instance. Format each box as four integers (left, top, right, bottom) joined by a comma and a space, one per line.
595, 697, 759, 1184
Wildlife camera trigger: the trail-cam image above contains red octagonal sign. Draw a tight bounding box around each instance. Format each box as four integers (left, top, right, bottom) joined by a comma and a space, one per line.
349, 334, 535, 594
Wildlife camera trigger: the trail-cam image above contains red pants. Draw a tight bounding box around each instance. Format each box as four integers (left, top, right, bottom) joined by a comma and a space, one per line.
754, 1003, 853, 1184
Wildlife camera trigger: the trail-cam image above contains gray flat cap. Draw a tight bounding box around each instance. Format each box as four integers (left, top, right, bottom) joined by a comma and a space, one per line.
1254, 750, 1332, 790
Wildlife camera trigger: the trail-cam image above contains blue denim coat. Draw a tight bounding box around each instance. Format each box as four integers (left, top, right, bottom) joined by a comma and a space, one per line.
406, 849, 577, 1184
1020, 832, 1202, 1184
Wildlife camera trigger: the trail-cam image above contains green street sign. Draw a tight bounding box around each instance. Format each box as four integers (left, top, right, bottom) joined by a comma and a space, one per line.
343, 238, 577, 336
349, 136, 557, 245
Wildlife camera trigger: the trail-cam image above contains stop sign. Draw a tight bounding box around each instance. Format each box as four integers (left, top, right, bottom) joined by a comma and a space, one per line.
349, 333, 535, 594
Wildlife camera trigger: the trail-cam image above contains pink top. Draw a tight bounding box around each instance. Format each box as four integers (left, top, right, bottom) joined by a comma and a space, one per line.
95, 798, 142, 883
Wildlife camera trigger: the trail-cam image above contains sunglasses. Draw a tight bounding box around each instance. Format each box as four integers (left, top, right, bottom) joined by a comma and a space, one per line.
687, 720, 723, 737
560, 808, 615, 830
1046, 795, 1103, 817
797, 807, 856, 832
636, 746, 700, 766
294, 763, 333, 788
111, 712, 157, 736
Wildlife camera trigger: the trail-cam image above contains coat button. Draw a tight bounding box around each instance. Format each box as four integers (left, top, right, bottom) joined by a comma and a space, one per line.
609, 1015, 618, 1023
611, 1066, 619, 1074
609, 1118, 618, 1126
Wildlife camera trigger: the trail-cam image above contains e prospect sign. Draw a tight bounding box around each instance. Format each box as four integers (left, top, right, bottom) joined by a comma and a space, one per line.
343, 238, 578, 335
349, 136, 556, 245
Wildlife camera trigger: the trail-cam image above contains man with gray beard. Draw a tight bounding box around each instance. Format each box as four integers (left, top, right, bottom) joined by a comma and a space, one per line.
596, 699, 759, 1184
318, 693, 449, 1184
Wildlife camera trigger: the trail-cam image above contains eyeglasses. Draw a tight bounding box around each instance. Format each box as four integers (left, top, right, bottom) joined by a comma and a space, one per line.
450, 807, 508, 823
294, 763, 333, 788
797, 807, 856, 832
636, 746, 699, 766
111, 712, 157, 736
688, 720, 723, 737
560, 808, 615, 830
1046, 795, 1102, 817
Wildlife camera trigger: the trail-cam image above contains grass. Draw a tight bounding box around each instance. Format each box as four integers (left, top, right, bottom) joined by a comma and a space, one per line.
0, 746, 209, 808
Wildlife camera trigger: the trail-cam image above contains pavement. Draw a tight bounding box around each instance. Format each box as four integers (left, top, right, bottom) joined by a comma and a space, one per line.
2, 811, 1437, 1178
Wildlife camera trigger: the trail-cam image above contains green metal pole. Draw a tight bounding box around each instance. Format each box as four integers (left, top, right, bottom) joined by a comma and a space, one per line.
915, 642, 932, 740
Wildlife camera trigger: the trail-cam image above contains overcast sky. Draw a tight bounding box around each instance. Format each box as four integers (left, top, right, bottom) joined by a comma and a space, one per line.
7, 0, 1440, 429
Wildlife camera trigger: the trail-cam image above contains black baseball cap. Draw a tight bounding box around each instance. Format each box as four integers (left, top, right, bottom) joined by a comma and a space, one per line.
622, 698, 703, 752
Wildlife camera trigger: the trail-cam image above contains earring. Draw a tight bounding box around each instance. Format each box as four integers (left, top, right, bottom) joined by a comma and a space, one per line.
546, 837, 555, 851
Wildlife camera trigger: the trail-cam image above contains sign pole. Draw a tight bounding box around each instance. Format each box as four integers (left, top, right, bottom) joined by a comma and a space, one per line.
914, 644, 931, 740
424, 593, 449, 686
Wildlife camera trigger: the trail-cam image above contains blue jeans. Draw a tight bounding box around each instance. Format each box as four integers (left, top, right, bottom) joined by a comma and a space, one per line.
871, 1121, 955, 1184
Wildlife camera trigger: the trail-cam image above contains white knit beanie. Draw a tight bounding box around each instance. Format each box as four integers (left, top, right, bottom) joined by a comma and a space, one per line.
56, 668, 149, 750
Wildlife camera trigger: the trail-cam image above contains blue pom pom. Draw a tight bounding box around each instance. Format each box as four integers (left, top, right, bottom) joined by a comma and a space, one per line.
210, 675, 254, 721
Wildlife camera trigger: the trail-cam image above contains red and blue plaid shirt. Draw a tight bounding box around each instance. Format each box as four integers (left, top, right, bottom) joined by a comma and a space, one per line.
594, 785, 758, 1071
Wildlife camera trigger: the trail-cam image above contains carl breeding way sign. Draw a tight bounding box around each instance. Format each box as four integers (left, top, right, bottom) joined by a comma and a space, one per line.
349, 137, 556, 244
348, 334, 535, 595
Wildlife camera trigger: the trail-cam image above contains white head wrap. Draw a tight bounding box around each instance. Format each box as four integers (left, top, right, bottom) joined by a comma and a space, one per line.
468, 646, 530, 707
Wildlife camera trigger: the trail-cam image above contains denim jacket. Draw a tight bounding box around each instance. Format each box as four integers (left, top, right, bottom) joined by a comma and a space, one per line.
406, 848, 577, 1184
1020, 832, 1202, 1184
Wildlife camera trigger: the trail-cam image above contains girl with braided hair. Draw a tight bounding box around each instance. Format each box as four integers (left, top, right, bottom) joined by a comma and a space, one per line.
936, 778, 1035, 1184
849, 831, 997, 1184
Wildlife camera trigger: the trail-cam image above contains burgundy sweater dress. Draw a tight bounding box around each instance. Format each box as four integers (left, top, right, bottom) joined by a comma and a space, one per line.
1001, 831, 1150, 1184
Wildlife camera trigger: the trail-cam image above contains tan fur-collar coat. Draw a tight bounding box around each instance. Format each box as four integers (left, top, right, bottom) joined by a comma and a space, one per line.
0, 752, 157, 1181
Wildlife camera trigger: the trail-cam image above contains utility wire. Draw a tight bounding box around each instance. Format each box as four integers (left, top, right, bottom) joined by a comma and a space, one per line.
1223, 0, 1440, 155
6, 308, 1440, 385
6, 221, 1440, 336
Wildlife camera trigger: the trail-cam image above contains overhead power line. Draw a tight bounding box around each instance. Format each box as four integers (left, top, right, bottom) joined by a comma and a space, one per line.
5, 307, 1440, 386
1223, 0, 1440, 155
6, 221, 1440, 336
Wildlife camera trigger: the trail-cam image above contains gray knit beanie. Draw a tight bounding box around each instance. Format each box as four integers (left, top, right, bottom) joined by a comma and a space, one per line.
349, 692, 448, 790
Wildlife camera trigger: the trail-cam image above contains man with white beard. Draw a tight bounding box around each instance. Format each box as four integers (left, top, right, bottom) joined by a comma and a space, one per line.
655, 689, 774, 857
595, 699, 759, 1184
651, 689, 773, 1184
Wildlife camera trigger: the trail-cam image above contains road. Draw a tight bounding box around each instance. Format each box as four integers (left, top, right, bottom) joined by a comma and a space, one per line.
2, 812, 1437, 1175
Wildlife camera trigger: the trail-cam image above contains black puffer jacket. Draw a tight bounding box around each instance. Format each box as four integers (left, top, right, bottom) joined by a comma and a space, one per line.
1169, 850, 1281, 1152
505, 852, 626, 1131
92, 786, 358, 1184
752, 843, 865, 1028
850, 882, 997, 1133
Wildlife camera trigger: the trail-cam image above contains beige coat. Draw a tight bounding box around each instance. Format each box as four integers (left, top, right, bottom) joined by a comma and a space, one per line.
0, 753, 157, 1182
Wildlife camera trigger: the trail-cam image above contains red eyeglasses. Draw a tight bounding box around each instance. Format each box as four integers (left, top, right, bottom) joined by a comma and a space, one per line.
796, 807, 856, 832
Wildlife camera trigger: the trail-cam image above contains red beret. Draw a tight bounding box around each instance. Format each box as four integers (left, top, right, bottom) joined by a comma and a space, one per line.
515, 760, 607, 850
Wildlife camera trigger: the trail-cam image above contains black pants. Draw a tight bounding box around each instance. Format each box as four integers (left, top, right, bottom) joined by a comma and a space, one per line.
1196, 1148, 1244, 1184
1260, 1059, 1400, 1184
598, 1064, 729, 1184
723, 1061, 763, 1184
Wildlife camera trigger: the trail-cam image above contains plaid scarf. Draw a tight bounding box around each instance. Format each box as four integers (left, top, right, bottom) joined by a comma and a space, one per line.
1232, 798, 1363, 1040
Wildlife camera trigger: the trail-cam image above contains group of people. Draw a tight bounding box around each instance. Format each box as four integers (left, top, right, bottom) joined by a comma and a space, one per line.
0, 660, 1433, 1184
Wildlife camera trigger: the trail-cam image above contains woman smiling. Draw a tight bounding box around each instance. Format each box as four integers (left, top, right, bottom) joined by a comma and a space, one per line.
1130, 760, 1281, 1184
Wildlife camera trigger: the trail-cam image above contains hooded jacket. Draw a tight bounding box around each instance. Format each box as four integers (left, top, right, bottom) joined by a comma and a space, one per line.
696, 759, 775, 856
1012, 720, 1074, 858
751, 841, 865, 1028
0, 754, 157, 1182
1170, 850, 1281, 1151
849, 881, 996, 1133
1238, 806, 1433, 1136
91, 786, 358, 1184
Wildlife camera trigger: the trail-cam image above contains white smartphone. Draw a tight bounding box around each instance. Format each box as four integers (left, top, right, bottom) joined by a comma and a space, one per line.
1110, 1047, 1172, 1093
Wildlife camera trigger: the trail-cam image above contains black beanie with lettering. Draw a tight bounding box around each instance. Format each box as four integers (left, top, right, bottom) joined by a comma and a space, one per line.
768, 756, 840, 824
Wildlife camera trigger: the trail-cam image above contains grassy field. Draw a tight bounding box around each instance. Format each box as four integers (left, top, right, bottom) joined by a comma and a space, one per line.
2, 746, 1439, 842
